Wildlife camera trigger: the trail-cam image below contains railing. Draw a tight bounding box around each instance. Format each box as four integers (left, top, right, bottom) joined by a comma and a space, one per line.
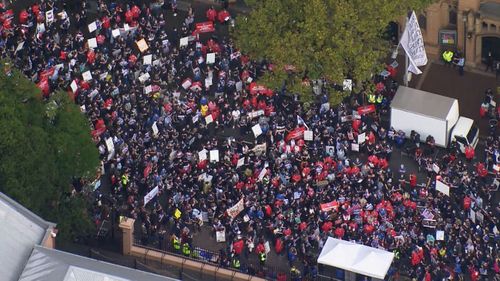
132, 237, 285, 281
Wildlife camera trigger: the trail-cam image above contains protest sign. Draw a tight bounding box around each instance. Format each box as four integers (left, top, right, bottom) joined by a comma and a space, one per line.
433, 164, 440, 173
258, 168, 267, 181
252, 124, 262, 137
143, 54, 152, 65
82, 71, 92, 81
358, 132, 366, 144
144, 186, 159, 206
136, 39, 149, 53
436, 180, 450, 196
198, 149, 208, 161
152, 122, 159, 136
357, 105, 376, 115
46, 10, 54, 25
227, 198, 244, 219
112, 29, 120, 38
181, 78, 192, 89
216, 230, 226, 242
88, 38, 97, 49
320, 201, 339, 212
88, 21, 97, 33
207, 53, 216, 64
210, 150, 219, 162
195, 21, 215, 33
237, 158, 245, 168
174, 209, 182, 219
179, 37, 189, 47
343, 79, 352, 91
304, 130, 313, 141
248, 110, 264, 119
351, 143, 359, 152
436, 230, 444, 241
70, 80, 78, 92
205, 115, 213, 124
422, 219, 437, 228
252, 143, 267, 156
138, 73, 150, 83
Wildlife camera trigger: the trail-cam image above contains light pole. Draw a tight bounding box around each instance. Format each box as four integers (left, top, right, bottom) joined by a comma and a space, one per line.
463, 11, 468, 60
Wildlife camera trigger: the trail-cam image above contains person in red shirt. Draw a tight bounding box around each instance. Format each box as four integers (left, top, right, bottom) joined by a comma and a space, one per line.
206, 6, 217, 22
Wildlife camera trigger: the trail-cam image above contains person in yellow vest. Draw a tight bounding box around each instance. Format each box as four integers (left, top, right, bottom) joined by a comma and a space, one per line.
182, 242, 191, 257
258, 252, 266, 265
172, 235, 181, 252
442, 50, 454, 66
232, 256, 241, 270
376, 94, 383, 104
201, 104, 208, 117
367, 93, 376, 104
121, 173, 129, 187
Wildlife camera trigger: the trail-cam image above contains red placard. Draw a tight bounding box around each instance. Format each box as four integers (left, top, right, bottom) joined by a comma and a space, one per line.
320, 201, 339, 212
357, 104, 376, 115
195, 21, 215, 33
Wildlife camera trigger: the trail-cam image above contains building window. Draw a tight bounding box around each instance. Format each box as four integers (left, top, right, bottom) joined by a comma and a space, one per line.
418, 13, 427, 30
482, 21, 488, 31
490, 24, 497, 31
449, 7, 457, 25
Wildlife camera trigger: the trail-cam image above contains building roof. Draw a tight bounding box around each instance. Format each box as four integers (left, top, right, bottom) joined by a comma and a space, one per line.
391, 86, 458, 120
0, 192, 56, 281
19, 246, 180, 281
480, 2, 500, 21
317, 237, 394, 279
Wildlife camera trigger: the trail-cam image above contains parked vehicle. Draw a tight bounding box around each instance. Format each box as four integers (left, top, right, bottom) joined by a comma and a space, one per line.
391, 86, 479, 153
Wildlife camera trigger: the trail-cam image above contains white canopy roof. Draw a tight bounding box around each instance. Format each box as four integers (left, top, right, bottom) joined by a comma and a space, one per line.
317, 237, 394, 280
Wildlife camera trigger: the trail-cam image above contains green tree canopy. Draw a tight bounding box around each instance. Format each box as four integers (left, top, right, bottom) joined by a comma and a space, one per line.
0, 61, 99, 240
233, 0, 434, 98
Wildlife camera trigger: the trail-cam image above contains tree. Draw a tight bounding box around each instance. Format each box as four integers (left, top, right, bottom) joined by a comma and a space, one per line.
233, 0, 434, 101
0, 61, 100, 241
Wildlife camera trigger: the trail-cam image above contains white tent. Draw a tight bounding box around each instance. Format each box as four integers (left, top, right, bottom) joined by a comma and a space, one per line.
317, 237, 394, 280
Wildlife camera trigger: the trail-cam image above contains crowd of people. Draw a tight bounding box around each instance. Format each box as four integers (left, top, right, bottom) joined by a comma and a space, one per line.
1, 0, 499, 280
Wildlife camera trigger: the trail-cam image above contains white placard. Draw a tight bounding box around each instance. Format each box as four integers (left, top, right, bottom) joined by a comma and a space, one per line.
99, 72, 108, 80
227, 198, 244, 219
112, 29, 120, 38
138, 73, 150, 83
88, 21, 98, 33
304, 130, 313, 141
436, 180, 450, 196
470, 209, 476, 223
351, 143, 359, 152
248, 110, 264, 119
216, 230, 226, 242
358, 132, 366, 144
205, 77, 212, 88
36, 23, 46, 34
46, 9, 54, 24
124, 23, 130, 31
181, 79, 192, 90
237, 158, 245, 168
180, 37, 189, 47
236, 81, 243, 92
144, 186, 159, 206
152, 122, 159, 136
343, 79, 352, 91
105, 137, 114, 154
264, 241, 271, 254
210, 150, 219, 162
207, 53, 216, 64
258, 168, 267, 181
144, 85, 152, 94
15, 41, 25, 54
88, 38, 97, 49
70, 80, 78, 92
205, 115, 213, 124
198, 150, 208, 161
143, 54, 152, 65
252, 124, 263, 137
436, 230, 444, 241
433, 163, 440, 173
82, 71, 92, 81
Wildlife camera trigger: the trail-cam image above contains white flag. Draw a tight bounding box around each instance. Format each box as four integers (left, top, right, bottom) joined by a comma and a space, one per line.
399, 11, 428, 75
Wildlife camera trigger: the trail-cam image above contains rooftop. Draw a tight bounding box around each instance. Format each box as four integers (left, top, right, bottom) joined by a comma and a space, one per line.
0, 192, 56, 281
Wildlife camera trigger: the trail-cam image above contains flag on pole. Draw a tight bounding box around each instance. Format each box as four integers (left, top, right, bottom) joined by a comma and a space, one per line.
399, 11, 428, 75
297, 115, 309, 130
